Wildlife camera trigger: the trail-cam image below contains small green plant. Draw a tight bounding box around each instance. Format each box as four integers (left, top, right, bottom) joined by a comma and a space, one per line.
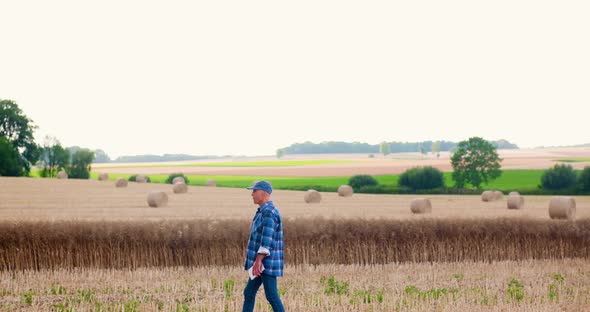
548, 273, 565, 301
21, 289, 34, 305
552, 273, 565, 284
52, 303, 73, 312
376, 289, 384, 303
452, 273, 464, 282
350, 289, 371, 304
123, 300, 139, 312
50, 283, 67, 295
507, 278, 524, 302
76, 289, 94, 303
176, 303, 189, 312
223, 278, 235, 299
320, 275, 349, 295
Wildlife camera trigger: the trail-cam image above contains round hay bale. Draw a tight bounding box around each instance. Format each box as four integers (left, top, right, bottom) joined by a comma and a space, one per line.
410, 198, 432, 214
507, 195, 524, 209
205, 179, 216, 187
481, 190, 495, 202
147, 191, 168, 208
136, 174, 148, 183
98, 173, 109, 181
115, 178, 128, 188
57, 170, 68, 179
509, 191, 520, 196
549, 196, 576, 220
337, 185, 353, 197
172, 176, 185, 184
493, 190, 504, 200
304, 189, 322, 203
173, 182, 187, 194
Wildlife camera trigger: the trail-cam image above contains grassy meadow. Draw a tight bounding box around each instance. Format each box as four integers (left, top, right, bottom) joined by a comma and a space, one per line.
83, 169, 546, 193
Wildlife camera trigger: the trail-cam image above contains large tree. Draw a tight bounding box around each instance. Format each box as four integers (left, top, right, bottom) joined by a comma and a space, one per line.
0, 99, 40, 175
66, 148, 95, 179
0, 137, 23, 176
40, 136, 70, 178
451, 137, 502, 188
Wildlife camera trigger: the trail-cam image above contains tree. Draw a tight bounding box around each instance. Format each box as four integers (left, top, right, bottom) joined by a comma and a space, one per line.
379, 142, 391, 156
579, 166, 590, 192
94, 149, 111, 163
451, 137, 502, 188
431, 141, 441, 158
419, 144, 426, 158
276, 149, 284, 159
540, 164, 577, 190
40, 136, 70, 178
66, 149, 95, 179
0, 137, 23, 176
0, 99, 40, 175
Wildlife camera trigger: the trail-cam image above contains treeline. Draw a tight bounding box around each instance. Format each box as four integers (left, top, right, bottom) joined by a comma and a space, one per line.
1, 218, 588, 271
278, 139, 518, 155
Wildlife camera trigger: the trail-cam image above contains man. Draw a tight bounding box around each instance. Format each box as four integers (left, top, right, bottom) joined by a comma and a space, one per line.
242, 181, 285, 312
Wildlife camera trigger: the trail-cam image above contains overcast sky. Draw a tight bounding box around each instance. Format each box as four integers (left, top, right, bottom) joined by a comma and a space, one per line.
1, 1, 588, 158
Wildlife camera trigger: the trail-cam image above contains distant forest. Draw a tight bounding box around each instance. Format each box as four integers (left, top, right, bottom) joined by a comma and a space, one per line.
87, 139, 518, 163
278, 139, 518, 155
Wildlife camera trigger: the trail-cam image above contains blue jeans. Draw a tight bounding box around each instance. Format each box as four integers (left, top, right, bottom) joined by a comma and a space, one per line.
242, 273, 285, 312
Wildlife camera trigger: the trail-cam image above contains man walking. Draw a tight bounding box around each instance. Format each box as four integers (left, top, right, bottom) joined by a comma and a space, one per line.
242, 181, 285, 312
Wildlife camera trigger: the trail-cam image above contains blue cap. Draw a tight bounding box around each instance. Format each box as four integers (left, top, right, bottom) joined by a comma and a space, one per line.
247, 181, 273, 194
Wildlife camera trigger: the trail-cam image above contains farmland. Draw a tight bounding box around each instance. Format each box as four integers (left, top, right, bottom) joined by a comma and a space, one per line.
3, 147, 590, 311
1, 176, 589, 310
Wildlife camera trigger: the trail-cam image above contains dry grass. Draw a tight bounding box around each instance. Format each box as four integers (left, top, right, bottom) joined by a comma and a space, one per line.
1, 218, 589, 270
1, 177, 589, 221
1, 259, 589, 311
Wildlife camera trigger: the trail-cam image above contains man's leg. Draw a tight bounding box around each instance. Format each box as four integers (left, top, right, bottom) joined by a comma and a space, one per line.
261, 274, 285, 312
242, 277, 263, 312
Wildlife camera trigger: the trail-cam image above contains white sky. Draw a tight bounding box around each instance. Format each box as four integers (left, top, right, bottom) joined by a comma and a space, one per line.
1, 1, 589, 158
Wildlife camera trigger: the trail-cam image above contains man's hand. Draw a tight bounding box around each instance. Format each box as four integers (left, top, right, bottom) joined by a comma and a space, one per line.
253, 253, 265, 276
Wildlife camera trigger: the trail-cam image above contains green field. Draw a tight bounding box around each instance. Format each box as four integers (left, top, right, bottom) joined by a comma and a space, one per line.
96, 159, 359, 168
556, 158, 590, 163
82, 169, 546, 193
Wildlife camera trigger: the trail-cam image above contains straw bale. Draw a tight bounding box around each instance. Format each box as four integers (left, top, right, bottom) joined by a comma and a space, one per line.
205, 179, 216, 187
57, 171, 68, 179
548, 196, 576, 220
481, 190, 495, 202
509, 191, 520, 196
172, 176, 185, 184
115, 178, 128, 188
173, 182, 187, 194
507, 195, 524, 209
337, 185, 353, 197
147, 191, 168, 208
98, 173, 109, 181
410, 198, 432, 214
493, 190, 504, 200
304, 189, 322, 203
136, 174, 148, 183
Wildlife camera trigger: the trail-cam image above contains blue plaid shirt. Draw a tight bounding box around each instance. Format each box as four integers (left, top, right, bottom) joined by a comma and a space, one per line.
244, 201, 284, 277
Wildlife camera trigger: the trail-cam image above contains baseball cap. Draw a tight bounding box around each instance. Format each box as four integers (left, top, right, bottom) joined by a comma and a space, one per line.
247, 180, 273, 194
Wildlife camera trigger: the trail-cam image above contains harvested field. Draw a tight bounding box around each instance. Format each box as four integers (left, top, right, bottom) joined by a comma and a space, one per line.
1, 259, 589, 311
1, 177, 589, 221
